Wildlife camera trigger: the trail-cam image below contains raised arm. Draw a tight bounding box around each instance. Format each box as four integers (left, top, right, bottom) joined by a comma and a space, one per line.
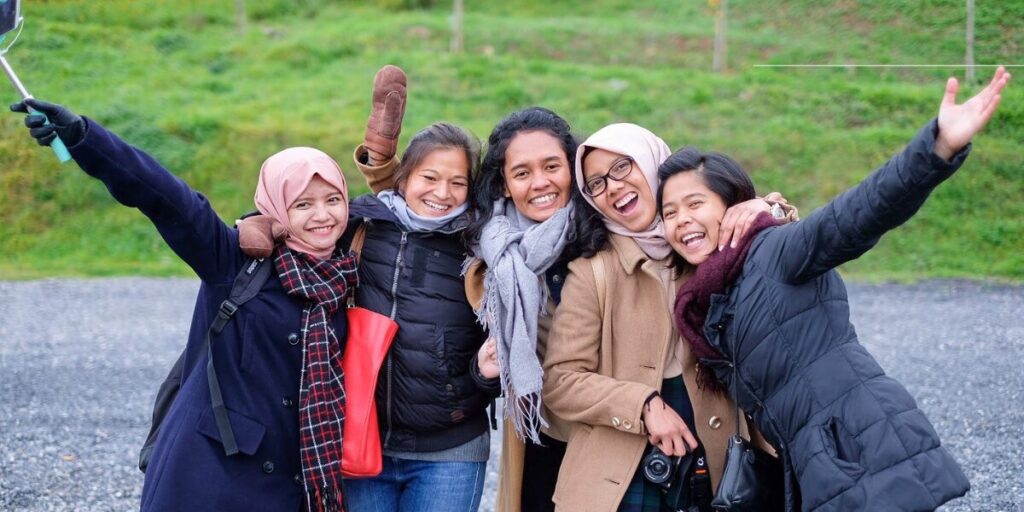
13, 99, 240, 283
355, 64, 408, 194
762, 67, 1010, 284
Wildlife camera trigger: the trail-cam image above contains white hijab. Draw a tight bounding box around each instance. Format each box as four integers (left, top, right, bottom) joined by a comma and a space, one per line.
575, 123, 672, 260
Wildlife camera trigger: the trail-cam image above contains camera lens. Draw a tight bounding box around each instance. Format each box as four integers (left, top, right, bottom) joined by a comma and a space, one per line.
642, 449, 674, 484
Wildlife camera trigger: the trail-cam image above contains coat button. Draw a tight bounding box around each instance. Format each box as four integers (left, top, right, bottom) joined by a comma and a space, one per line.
282, 397, 294, 408
262, 461, 275, 474
622, 420, 633, 430
445, 384, 454, 392
552, 274, 563, 284
288, 333, 299, 345
293, 473, 303, 486
612, 416, 621, 427
709, 416, 722, 429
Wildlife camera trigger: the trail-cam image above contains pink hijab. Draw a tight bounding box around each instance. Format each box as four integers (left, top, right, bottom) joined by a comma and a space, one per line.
575, 123, 672, 260
254, 147, 348, 259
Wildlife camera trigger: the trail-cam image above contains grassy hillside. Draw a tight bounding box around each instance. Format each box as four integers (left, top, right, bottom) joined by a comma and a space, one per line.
1, 0, 1021, 280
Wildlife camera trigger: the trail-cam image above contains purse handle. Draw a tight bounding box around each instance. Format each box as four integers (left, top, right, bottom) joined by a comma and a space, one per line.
732, 367, 744, 438
726, 312, 746, 439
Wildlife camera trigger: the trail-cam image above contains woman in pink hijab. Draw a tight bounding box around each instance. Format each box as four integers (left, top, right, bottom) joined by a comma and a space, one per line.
13, 98, 357, 512
541, 122, 794, 512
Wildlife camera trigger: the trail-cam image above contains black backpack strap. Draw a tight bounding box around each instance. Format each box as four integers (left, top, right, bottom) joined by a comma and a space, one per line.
207, 257, 273, 456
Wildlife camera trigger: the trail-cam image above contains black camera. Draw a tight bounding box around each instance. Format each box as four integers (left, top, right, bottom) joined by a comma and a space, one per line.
641, 445, 713, 512
641, 445, 684, 485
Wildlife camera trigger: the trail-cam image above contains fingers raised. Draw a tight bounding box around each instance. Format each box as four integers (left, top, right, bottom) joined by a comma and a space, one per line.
941, 77, 959, 108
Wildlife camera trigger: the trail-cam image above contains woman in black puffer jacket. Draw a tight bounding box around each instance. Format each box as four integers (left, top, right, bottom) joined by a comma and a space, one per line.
337, 122, 501, 512
657, 67, 1009, 511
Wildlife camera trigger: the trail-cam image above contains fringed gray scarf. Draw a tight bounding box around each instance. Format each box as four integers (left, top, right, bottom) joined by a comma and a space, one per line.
470, 198, 573, 443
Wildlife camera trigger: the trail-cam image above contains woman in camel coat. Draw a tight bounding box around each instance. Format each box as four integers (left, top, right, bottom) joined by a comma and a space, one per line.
541, 123, 784, 512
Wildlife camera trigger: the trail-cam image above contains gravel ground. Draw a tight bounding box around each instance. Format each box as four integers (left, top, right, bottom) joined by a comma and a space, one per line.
0, 278, 1021, 511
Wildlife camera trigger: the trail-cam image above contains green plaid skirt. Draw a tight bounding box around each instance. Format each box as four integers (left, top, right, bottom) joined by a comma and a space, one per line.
618, 375, 695, 512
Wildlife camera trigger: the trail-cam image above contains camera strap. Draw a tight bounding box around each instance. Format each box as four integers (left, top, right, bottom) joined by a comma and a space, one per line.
688, 444, 714, 512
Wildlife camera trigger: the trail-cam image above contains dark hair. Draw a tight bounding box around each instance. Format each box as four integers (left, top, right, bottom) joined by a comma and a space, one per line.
656, 147, 756, 271
466, 107, 607, 260
393, 122, 481, 194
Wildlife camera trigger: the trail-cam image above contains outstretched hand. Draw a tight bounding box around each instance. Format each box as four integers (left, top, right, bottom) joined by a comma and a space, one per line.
10, 98, 86, 148
935, 66, 1011, 160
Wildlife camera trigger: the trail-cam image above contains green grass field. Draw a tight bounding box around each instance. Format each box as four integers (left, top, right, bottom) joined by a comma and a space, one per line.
1, 0, 1021, 280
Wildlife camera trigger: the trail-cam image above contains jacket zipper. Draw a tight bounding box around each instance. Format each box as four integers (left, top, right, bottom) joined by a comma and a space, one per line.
383, 231, 408, 448
716, 313, 787, 451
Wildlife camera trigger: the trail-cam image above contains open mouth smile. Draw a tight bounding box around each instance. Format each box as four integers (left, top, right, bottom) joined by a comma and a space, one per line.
612, 192, 639, 215
423, 199, 452, 212
679, 231, 708, 251
308, 225, 335, 234
529, 193, 559, 206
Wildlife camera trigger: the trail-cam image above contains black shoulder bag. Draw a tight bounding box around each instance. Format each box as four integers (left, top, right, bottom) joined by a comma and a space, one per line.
710, 342, 785, 511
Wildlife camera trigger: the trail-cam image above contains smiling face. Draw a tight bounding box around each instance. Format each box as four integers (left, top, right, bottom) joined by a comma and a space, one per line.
660, 171, 728, 266
401, 147, 470, 218
502, 130, 573, 222
582, 147, 657, 232
286, 175, 348, 254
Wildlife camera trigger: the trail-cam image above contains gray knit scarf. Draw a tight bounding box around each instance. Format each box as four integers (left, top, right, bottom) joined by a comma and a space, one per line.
376, 189, 470, 232
471, 198, 573, 443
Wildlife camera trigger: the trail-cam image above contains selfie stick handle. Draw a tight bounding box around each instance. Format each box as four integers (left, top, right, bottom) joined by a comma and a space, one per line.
0, 54, 71, 163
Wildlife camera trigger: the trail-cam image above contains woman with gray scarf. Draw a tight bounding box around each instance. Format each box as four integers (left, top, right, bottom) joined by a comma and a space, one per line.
464, 107, 605, 512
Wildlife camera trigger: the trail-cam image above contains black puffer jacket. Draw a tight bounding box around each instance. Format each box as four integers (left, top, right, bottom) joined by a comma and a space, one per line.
347, 195, 498, 453
704, 120, 970, 511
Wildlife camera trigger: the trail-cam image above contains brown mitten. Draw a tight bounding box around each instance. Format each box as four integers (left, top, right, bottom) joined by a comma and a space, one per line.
237, 214, 287, 258
364, 65, 407, 162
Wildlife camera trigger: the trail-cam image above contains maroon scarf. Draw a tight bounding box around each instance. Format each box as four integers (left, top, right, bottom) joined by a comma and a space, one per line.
673, 212, 784, 392
274, 246, 358, 512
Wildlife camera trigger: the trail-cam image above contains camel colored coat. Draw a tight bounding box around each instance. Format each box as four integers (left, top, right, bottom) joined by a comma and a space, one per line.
542, 234, 772, 512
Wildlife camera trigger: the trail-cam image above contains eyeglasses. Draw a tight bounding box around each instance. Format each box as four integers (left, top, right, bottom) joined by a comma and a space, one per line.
583, 157, 635, 197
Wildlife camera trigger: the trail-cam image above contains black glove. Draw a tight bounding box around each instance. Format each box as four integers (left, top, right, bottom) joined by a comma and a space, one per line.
9, 98, 86, 147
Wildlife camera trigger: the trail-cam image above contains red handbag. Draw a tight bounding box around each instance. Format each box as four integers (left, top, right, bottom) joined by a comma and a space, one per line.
341, 305, 398, 477
340, 223, 399, 478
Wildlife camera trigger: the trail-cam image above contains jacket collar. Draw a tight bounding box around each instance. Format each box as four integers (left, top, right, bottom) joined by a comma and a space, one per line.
609, 233, 654, 276
609, 233, 690, 291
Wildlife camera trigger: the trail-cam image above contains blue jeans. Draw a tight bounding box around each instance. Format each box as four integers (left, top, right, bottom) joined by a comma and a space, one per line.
344, 456, 486, 512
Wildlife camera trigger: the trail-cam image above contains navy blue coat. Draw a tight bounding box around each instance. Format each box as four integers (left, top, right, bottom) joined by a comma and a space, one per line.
704, 121, 970, 511
71, 120, 334, 511
346, 195, 498, 453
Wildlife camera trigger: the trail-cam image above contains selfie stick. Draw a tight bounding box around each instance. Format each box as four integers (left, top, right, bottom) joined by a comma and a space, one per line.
0, 21, 71, 163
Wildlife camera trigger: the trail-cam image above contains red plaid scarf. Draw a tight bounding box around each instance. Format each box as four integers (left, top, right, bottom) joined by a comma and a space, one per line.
673, 212, 784, 393
273, 246, 358, 512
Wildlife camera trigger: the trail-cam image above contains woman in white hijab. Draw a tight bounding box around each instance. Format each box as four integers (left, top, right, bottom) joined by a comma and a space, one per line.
541, 123, 790, 512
